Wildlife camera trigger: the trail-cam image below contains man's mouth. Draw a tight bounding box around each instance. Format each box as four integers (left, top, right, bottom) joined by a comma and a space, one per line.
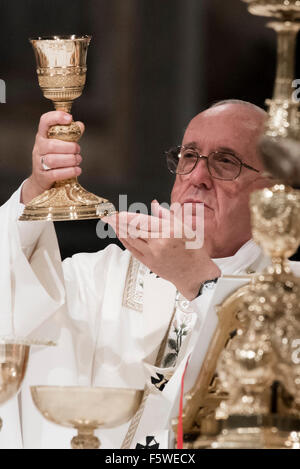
182, 199, 213, 211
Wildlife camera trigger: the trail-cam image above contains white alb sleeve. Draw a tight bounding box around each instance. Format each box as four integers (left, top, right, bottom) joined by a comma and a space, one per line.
0, 183, 65, 340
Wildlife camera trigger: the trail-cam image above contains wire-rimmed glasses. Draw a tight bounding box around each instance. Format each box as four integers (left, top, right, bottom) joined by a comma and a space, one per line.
165, 145, 260, 181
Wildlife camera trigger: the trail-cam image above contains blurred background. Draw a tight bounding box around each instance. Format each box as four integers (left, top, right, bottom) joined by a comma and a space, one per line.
0, 0, 296, 259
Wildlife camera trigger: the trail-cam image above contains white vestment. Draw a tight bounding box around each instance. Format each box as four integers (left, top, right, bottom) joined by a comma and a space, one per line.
0, 184, 299, 449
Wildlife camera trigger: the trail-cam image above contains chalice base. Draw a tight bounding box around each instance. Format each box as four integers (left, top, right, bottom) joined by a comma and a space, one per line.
19, 178, 116, 221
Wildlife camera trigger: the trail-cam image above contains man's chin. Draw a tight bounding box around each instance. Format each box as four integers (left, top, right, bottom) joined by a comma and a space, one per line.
190, 212, 213, 231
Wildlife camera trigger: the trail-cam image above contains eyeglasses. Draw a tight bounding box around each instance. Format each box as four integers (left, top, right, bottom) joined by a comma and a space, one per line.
165, 145, 260, 181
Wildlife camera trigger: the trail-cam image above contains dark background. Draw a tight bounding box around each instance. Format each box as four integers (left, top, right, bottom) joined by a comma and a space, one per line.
0, 0, 296, 259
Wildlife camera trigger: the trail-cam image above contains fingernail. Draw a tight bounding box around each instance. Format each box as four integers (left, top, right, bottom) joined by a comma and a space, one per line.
64, 114, 72, 122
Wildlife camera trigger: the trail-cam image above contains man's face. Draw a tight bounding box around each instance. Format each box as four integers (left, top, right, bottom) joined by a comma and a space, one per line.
171, 103, 270, 258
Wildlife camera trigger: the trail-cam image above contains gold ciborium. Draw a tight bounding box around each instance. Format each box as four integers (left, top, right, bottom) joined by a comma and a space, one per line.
19, 35, 116, 222
30, 386, 144, 449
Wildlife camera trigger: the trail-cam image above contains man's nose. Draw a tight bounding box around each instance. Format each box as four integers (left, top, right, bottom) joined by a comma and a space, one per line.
188, 157, 213, 189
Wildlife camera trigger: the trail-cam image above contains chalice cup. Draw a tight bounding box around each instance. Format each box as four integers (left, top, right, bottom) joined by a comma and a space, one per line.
0, 336, 55, 433
19, 35, 116, 222
30, 385, 144, 449
0, 342, 30, 431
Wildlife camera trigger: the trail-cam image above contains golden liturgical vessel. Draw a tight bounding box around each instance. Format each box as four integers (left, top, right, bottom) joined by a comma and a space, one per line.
30, 386, 144, 449
0, 335, 55, 432
0, 343, 29, 432
19, 35, 116, 221
173, 0, 300, 449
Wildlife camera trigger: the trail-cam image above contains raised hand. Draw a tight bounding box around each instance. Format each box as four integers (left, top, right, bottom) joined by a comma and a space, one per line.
21, 111, 84, 205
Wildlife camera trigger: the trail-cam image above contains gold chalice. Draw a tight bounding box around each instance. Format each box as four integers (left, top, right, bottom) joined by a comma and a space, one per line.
0, 342, 29, 431
0, 328, 55, 430
19, 35, 116, 222
0, 336, 55, 433
30, 385, 144, 449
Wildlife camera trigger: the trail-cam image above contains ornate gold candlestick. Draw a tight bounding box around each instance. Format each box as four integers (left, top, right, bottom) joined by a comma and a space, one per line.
244, 1, 300, 184
211, 1, 300, 449
244, 0, 300, 18
172, 0, 300, 449
19, 35, 116, 222
212, 185, 300, 449
173, 188, 300, 449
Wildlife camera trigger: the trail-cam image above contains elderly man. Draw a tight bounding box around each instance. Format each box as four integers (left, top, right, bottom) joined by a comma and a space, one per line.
0, 100, 290, 449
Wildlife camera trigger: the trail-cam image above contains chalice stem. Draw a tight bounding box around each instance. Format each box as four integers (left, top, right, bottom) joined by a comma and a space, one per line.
53, 101, 73, 113
71, 427, 100, 449
48, 102, 82, 190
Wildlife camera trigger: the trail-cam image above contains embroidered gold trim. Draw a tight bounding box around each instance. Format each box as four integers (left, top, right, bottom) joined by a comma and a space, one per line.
122, 256, 149, 312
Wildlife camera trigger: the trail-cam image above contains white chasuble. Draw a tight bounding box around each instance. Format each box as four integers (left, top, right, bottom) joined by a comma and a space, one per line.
1, 184, 300, 449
